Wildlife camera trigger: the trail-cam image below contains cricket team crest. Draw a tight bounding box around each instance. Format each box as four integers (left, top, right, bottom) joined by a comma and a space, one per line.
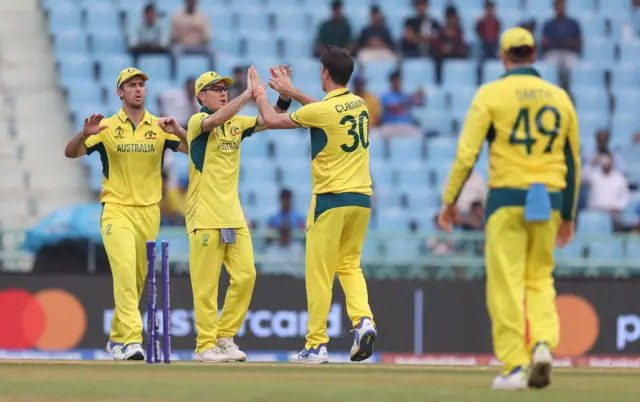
230, 125, 241, 137
202, 234, 209, 246
105, 224, 112, 235
144, 131, 157, 140
114, 127, 125, 139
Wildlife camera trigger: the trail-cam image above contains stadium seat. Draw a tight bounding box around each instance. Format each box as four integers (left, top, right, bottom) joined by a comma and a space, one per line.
213, 33, 242, 58
396, 161, 429, 188
403, 59, 436, 90
614, 90, 640, 115
619, 40, 640, 63
493, 0, 523, 11
370, 163, 394, 187
611, 113, 640, 139
384, 238, 423, 265
578, 211, 613, 234
589, 241, 625, 260
389, 137, 425, 163
176, 55, 210, 83
53, 29, 88, 55
58, 55, 94, 88
243, 35, 281, 59
90, 30, 127, 54
377, 207, 412, 231
569, 63, 605, 90
610, 64, 639, 91
97, 54, 134, 85
48, 3, 82, 32
448, 86, 477, 113
571, 87, 609, 113
237, 9, 271, 32
136, 55, 172, 82
427, 137, 458, 163
442, 60, 477, 87
579, 15, 608, 39
403, 187, 436, 211
86, 3, 121, 30
482, 60, 504, 83
282, 36, 314, 59
430, 164, 453, 189
534, 63, 559, 86
240, 159, 277, 185
583, 38, 616, 63
375, 186, 401, 209
555, 239, 585, 260
598, 0, 630, 18
360, 60, 399, 84
279, 161, 312, 189
415, 111, 453, 136
155, 0, 183, 14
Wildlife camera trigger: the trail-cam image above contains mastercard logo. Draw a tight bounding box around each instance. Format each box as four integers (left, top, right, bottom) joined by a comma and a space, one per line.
0, 289, 87, 350
555, 294, 600, 358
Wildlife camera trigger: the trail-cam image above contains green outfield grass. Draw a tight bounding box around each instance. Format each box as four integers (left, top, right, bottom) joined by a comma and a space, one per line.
0, 361, 638, 402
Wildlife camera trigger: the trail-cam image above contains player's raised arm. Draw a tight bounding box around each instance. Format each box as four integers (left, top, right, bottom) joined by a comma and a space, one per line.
200, 77, 253, 132
158, 117, 188, 154
251, 67, 300, 129
438, 88, 491, 232
269, 64, 318, 106
64, 114, 107, 158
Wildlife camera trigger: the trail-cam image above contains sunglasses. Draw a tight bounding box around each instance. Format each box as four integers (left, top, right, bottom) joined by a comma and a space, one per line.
202, 86, 229, 93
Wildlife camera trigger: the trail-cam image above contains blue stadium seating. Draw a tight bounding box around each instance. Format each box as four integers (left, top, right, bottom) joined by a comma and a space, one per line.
137, 55, 172, 82
571, 88, 609, 113
569, 63, 605, 89
578, 211, 613, 234
54, 29, 87, 55
86, 3, 121, 31
442, 60, 477, 87
389, 137, 424, 163
48, 3, 82, 32
403, 59, 436, 90
90, 31, 127, 54
176, 55, 210, 83
590, 241, 625, 260
610, 64, 639, 91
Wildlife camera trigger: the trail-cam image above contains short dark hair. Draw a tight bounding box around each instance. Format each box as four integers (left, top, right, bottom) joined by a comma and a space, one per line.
331, 0, 342, 10
505, 45, 535, 63
280, 188, 292, 199
144, 3, 155, 13
389, 70, 401, 81
320, 46, 354, 86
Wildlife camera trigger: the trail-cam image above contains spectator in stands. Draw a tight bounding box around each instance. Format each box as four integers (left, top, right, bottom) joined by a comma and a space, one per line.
267, 189, 306, 230
160, 171, 186, 226
228, 66, 248, 100
357, 6, 396, 63
315, 1, 353, 57
171, 0, 214, 68
157, 78, 199, 128
519, 19, 537, 34
400, 20, 422, 58
583, 129, 627, 175
378, 70, 425, 138
433, 6, 468, 61
542, 0, 582, 73
263, 222, 305, 277
404, 0, 441, 58
476, 1, 501, 61
584, 153, 629, 221
622, 0, 640, 39
127, 4, 170, 65
351, 76, 381, 127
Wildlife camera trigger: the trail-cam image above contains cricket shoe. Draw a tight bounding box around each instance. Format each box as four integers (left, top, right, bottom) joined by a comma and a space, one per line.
289, 345, 329, 364
350, 317, 377, 362
195, 346, 231, 363
217, 337, 247, 362
528, 342, 553, 389
123, 343, 145, 361
492, 366, 527, 390
106, 340, 125, 361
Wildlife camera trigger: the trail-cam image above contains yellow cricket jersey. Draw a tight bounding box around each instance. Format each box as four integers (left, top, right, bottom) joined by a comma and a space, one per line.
185, 107, 261, 233
290, 88, 373, 195
443, 67, 581, 221
85, 109, 182, 206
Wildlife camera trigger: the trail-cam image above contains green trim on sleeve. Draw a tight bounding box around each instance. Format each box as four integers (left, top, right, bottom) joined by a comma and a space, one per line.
87, 143, 109, 180
310, 127, 328, 160
241, 117, 259, 140
164, 140, 181, 151
190, 132, 210, 173
290, 113, 305, 128
561, 141, 577, 221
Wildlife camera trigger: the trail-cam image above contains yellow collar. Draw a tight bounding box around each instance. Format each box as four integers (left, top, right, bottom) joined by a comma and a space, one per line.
117, 108, 152, 126
323, 88, 350, 101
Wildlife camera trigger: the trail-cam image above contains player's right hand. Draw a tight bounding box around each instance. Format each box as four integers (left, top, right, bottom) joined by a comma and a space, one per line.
556, 221, 575, 248
269, 64, 294, 96
437, 204, 460, 234
82, 114, 107, 136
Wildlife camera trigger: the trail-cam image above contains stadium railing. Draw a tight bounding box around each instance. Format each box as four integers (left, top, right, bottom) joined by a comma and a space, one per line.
2, 227, 640, 279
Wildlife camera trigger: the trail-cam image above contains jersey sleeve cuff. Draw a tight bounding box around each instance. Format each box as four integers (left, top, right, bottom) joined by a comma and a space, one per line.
289, 113, 306, 128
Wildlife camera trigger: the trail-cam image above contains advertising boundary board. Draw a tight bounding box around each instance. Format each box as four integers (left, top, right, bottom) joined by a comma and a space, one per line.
0, 274, 638, 356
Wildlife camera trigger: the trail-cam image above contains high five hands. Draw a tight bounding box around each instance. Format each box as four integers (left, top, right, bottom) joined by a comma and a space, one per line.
248, 65, 294, 98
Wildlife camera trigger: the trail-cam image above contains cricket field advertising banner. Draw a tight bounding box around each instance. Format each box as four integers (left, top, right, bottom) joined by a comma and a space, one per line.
1, 274, 639, 365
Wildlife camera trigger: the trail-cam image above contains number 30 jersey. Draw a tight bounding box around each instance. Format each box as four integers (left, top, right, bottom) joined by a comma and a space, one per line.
443, 67, 581, 220
290, 88, 373, 196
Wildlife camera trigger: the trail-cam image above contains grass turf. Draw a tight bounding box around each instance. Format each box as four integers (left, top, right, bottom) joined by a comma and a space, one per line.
0, 361, 639, 401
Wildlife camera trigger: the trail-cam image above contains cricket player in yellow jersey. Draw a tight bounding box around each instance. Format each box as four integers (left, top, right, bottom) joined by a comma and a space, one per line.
437, 27, 580, 390
249, 47, 377, 364
186, 68, 292, 363
64, 68, 188, 361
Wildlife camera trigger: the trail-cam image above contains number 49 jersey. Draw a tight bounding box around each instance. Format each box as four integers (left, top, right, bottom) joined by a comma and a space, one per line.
290, 88, 373, 196
444, 67, 581, 212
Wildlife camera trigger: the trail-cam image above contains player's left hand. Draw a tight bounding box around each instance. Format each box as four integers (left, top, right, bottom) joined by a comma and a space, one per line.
269, 64, 294, 97
249, 66, 267, 97
437, 204, 460, 234
158, 117, 181, 133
